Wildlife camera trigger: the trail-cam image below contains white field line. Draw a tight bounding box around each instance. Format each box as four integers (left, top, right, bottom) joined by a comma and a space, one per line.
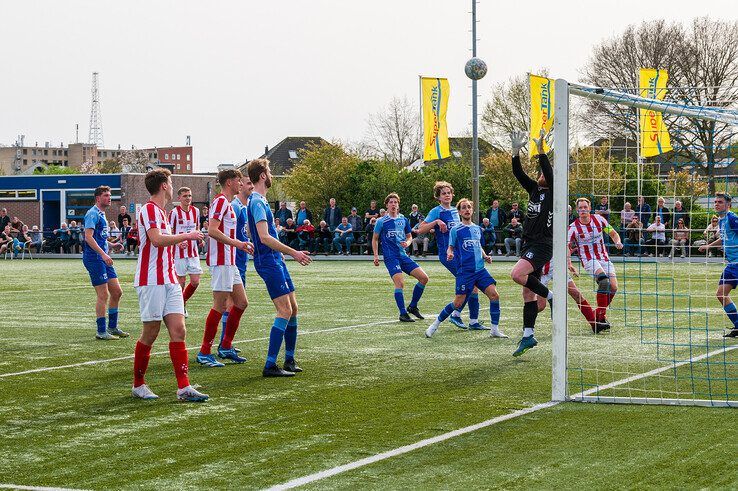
0, 485, 89, 491
0, 318, 401, 379
0, 285, 91, 294
268, 344, 738, 490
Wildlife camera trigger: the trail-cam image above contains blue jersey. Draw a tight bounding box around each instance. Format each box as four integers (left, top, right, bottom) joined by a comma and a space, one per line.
246, 191, 281, 268
82, 205, 109, 260
232, 196, 250, 271
449, 223, 485, 274
719, 211, 738, 263
424, 205, 460, 258
374, 214, 411, 259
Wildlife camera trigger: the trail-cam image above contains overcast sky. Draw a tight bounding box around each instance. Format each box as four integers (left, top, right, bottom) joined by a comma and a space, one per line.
1, 0, 735, 172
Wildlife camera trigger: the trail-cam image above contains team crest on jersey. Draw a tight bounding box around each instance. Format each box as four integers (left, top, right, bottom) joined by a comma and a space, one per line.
387, 230, 403, 239
462, 239, 478, 250
525, 251, 534, 259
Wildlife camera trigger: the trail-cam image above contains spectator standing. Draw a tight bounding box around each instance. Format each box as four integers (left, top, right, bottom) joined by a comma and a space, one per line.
672, 200, 689, 227
508, 202, 523, 222
199, 205, 209, 228
295, 201, 313, 226
333, 216, 354, 255
364, 217, 377, 254
29, 225, 43, 253
654, 197, 671, 228
693, 216, 721, 257
624, 216, 643, 256
503, 217, 523, 256
117, 205, 131, 230
0, 208, 9, 232
296, 219, 316, 252
54, 222, 71, 253
636, 196, 652, 225
317, 220, 332, 254
669, 218, 690, 258
644, 215, 667, 256
347, 207, 364, 243
68, 220, 82, 253
323, 198, 342, 231
198, 220, 208, 255
595, 196, 611, 222
365, 200, 380, 221
481, 217, 496, 254
120, 218, 132, 254
275, 201, 293, 224
486, 200, 507, 231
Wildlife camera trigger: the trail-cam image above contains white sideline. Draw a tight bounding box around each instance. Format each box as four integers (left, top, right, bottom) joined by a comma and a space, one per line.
0, 485, 88, 491
268, 344, 738, 490
0, 318, 400, 379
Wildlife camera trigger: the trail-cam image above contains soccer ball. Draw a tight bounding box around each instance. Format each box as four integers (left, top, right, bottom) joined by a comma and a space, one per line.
464, 57, 487, 80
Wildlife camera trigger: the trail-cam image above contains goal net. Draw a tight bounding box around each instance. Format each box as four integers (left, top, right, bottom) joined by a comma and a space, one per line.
550, 78, 738, 407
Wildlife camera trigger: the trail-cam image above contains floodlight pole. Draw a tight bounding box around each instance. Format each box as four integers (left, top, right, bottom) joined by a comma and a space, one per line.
471, 0, 480, 222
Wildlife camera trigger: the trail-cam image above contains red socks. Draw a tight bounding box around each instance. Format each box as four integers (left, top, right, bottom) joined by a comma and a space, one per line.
220, 306, 245, 350
578, 298, 596, 327
201, 309, 222, 354
133, 341, 152, 388
169, 341, 190, 389
595, 292, 616, 320
182, 283, 198, 303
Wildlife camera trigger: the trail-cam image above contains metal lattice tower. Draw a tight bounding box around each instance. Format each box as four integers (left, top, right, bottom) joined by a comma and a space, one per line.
88, 72, 104, 146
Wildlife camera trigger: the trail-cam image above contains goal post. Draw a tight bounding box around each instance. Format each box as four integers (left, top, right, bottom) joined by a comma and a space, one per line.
551, 77, 738, 407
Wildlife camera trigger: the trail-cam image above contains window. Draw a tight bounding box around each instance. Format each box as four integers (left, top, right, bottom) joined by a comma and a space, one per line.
186, 164, 191, 170
176, 163, 181, 169
64, 150, 68, 156
0, 189, 37, 200
23, 159, 27, 165
23, 148, 27, 155
177, 154, 181, 160
288, 150, 298, 159
44, 149, 48, 155
164, 153, 169, 160
186, 154, 191, 161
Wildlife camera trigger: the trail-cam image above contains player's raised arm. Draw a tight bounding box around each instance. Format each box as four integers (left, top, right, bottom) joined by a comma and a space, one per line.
418, 207, 442, 235
510, 130, 537, 193
532, 128, 554, 187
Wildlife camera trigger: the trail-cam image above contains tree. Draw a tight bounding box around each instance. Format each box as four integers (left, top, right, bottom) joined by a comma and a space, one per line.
98, 158, 122, 174
481, 69, 549, 151
581, 17, 738, 193
366, 96, 421, 166
33, 165, 77, 175
569, 144, 626, 203
480, 152, 535, 208
118, 149, 151, 173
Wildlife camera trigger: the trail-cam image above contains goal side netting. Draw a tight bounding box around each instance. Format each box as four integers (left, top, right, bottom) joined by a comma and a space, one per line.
551, 79, 738, 407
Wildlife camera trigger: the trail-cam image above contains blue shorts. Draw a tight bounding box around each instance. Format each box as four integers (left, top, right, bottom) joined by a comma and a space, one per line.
719, 263, 738, 287
384, 255, 420, 278
439, 255, 458, 276
256, 260, 294, 300
83, 257, 117, 287
455, 268, 496, 296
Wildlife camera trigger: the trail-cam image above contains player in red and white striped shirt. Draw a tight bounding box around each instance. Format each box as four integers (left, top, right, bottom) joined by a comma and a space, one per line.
538, 260, 601, 333
197, 168, 253, 367
131, 168, 208, 402
567, 197, 623, 331
170, 187, 203, 311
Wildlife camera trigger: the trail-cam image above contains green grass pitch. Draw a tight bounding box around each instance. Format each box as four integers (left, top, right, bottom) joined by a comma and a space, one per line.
0, 259, 736, 490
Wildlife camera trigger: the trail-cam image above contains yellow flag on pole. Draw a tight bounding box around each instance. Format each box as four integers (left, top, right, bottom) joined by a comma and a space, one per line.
639, 68, 672, 158
529, 74, 554, 153
421, 77, 451, 161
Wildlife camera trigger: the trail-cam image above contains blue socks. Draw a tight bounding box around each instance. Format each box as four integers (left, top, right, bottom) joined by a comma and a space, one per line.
408, 282, 425, 309
220, 311, 230, 345
266, 317, 289, 368
285, 316, 298, 361
490, 300, 500, 326
107, 308, 118, 331
394, 288, 407, 315
724, 303, 738, 329
437, 302, 456, 322
468, 293, 480, 321
96, 316, 106, 334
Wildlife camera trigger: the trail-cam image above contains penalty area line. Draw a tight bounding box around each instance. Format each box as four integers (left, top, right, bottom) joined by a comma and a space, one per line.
0, 485, 89, 491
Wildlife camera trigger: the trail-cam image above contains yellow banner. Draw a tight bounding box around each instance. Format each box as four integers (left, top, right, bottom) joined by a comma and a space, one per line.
529, 74, 554, 153
639, 68, 672, 158
421, 77, 450, 161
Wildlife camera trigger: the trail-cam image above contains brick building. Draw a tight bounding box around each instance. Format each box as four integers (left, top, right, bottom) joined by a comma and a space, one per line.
0, 173, 216, 235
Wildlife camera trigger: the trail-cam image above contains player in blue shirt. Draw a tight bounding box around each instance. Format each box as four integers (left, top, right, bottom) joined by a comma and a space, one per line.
417, 181, 485, 330
246, 159, 312, 377
373, 192, 429, 322
699, 192, 738, 337
217, 175, 254, 352
425, 199, 505, 338
83, 185, 127, 340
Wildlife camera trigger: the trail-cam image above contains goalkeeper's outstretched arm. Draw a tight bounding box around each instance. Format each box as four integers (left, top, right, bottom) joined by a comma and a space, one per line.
510, 131, 537, 194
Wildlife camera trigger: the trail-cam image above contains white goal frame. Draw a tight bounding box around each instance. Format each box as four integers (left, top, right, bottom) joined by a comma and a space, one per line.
551, 78, 738, 407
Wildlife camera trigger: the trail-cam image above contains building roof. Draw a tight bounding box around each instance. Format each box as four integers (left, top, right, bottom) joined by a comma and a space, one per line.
257, 136, 328, 175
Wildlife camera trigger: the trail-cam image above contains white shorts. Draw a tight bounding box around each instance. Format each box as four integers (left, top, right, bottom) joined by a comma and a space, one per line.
210, 265, 242, 292
540, 271, 573, 287
136, 284, 185, 322
174, 257, 203, 277
582, 258, 616, 277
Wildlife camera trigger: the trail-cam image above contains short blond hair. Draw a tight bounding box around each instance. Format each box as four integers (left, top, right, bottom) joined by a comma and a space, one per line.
177, 186, 191, 196
575, 197, 591, 207
456, 198, 474, 211
433, 181, 454, 200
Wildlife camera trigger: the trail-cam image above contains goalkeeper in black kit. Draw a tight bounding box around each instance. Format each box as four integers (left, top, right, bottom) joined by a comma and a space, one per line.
509, 129, 554, 357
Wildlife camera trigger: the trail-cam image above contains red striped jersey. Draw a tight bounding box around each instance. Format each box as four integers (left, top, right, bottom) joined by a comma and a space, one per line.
135, 201, 178, 287
568, 214, 610, 262
169, 205, 200, 259
207, 194, 236, 266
